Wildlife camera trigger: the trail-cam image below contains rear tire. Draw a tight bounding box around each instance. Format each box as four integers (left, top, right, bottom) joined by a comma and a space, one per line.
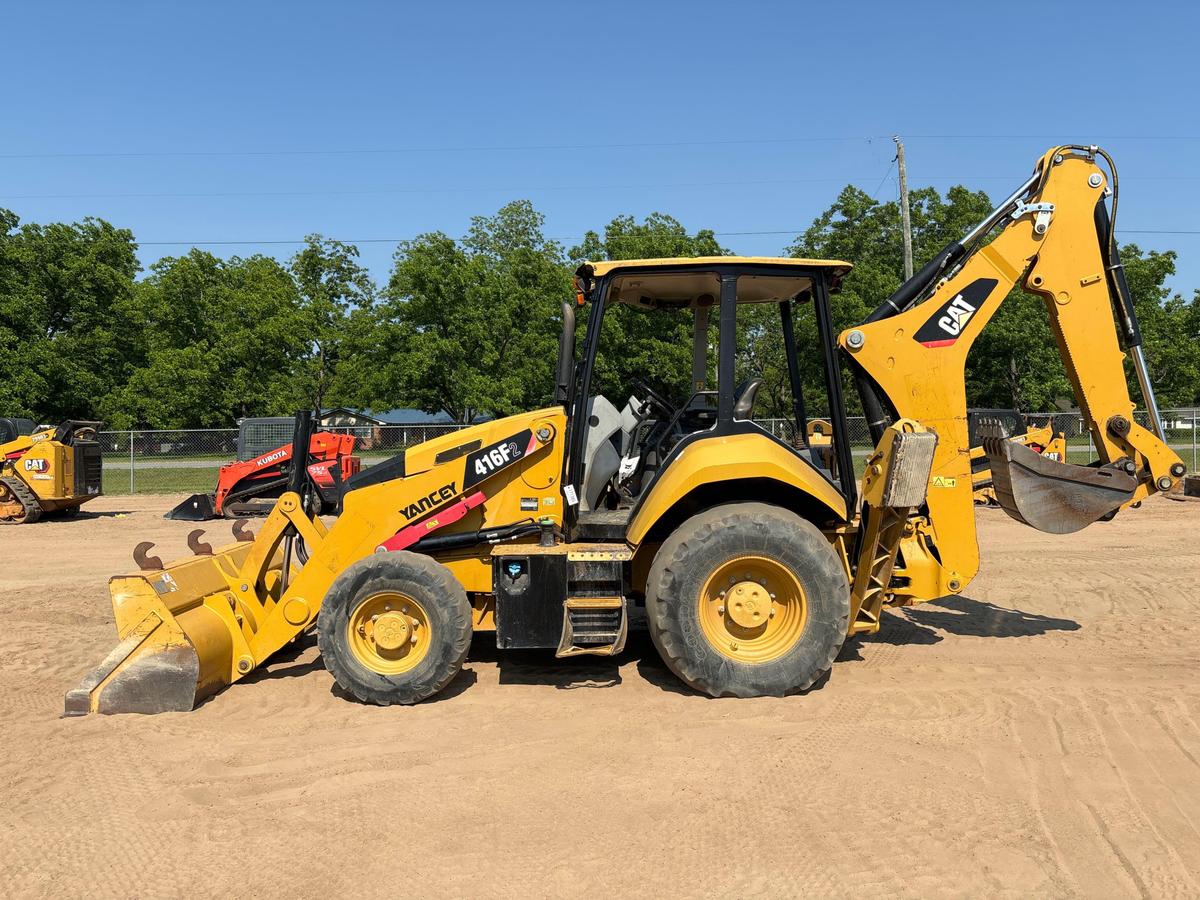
646, 502, 850, 698
317, 552, 472, 705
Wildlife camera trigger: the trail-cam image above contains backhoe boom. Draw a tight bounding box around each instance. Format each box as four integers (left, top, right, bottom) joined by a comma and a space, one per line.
841, 145, 1185, 599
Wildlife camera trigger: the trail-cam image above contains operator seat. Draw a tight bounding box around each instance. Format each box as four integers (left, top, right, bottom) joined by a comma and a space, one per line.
581, 395, 623, 511
732, 378, 763, 420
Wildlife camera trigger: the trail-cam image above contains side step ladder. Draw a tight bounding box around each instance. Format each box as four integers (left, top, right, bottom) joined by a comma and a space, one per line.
850, 424, 938, 635
557, 546, 629, 657
559, 597, 628, 657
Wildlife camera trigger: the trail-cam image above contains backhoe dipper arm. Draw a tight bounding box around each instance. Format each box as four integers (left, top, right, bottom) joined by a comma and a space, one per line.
840, 145, 1185, 598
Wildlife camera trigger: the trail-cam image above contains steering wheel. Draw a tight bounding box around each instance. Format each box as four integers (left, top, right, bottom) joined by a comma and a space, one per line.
633, 378, 676, 420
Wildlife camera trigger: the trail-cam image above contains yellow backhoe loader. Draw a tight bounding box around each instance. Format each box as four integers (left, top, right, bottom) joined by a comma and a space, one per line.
1, 421, 104, 524
67, 145, 1186, 714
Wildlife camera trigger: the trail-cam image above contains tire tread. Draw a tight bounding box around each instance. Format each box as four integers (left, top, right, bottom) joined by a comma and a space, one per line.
646, 502, 849, 698
317, 552, 471, 706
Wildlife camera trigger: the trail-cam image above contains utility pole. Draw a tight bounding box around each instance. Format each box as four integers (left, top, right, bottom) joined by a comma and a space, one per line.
894, 135, 914, 280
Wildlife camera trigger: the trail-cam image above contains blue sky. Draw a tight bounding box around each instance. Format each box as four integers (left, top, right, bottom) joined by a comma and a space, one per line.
4, 1, 1198, 294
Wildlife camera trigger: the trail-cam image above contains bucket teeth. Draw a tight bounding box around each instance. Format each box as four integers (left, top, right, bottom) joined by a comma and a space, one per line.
187, 529, 213, 556
231, 518, 254, 542
133, 541, 163, 571
69, 538, 270, 715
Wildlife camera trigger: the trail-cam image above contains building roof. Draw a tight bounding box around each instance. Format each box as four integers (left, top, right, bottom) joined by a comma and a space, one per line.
320, 407, 483, 425
373, 409, 463, 425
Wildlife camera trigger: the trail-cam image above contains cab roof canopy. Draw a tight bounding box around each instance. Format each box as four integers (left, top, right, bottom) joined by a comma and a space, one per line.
581, 256, 852, 310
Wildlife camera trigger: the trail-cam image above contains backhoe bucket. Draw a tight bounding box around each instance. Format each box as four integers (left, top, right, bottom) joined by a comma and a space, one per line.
65, 538, 273, 715
165, 492, 218, 521
982, 436, 1137, 534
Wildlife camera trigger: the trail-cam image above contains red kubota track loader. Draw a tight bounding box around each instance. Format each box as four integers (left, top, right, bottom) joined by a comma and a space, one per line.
165, 431, 360, 521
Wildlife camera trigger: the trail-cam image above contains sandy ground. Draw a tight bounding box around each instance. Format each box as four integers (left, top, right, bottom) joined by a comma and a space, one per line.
1, 495, 1199, 898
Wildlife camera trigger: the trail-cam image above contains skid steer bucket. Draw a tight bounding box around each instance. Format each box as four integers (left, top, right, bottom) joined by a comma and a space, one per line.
982, 436, 1137, 534
65, 538, 278, 715
164, 492, 218, 521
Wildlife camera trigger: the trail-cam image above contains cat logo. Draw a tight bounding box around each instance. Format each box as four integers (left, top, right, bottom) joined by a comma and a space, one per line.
913, 277, 998, 348
23, 458, 48, 473
936, 295, 976, 337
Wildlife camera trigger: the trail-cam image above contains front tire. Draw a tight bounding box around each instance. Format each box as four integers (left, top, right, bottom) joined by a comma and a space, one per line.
646, 502, 850, 698
317, 552, 472, 705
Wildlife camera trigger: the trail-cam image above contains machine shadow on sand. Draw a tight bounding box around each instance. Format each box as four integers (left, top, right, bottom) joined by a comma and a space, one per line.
39, 508, 134, 521
839, 594, 1081, 661
903, 594, 1081, 639
479, 592, 1082, 698
224, 596, 1082, 707
473, 634, 627, 691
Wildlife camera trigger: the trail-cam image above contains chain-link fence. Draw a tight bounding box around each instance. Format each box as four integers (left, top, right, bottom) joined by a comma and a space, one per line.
96, 424, 470, 495
97, 409, 1200, 494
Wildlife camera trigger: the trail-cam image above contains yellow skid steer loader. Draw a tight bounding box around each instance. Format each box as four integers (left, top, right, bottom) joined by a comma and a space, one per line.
1, 421, 103, 524
67, 145, 1185, 714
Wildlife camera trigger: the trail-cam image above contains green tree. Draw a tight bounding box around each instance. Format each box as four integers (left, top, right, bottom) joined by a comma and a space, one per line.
570, 213, 727, 403
570, 213, 725, 265
103, 250, 308, 427
289, 236, 377, 412
1118, 246, 1200, 407
373, 201, 570, 423
786, 185, 997, 413
0, 209, 141, 421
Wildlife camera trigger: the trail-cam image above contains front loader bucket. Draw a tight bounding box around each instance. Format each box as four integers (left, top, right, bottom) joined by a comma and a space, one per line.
982, 436, 1137, 534
65, 539, 269, 715
164, 493, 217, 521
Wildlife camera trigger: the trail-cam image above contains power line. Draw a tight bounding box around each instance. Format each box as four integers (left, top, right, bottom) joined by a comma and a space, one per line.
6, 173, 1196, 202
903, 134, 1200, 141
131, 227, 1200, 248
1120, 229, 1200, 235
5, 134, 1200, 161
0, 177, 879, 201
869, 159, 897, 200
4, 172, 1195, 200
0, 136, 894, 161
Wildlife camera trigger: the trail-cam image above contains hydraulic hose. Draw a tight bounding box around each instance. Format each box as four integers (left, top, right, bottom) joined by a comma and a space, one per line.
865, 242, 965, 323
410, 521, 541, 554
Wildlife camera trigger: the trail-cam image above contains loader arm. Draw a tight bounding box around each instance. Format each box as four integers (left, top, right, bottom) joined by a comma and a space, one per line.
841, 145, 1184, 598
66, 409, 565, 714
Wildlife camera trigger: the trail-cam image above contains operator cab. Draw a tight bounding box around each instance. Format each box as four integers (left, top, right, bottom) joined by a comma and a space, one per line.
557, 257, 856, 536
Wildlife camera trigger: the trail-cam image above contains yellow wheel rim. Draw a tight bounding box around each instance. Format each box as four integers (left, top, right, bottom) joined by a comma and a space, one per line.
346, 592, 432, 675
698, 555, 807, 664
